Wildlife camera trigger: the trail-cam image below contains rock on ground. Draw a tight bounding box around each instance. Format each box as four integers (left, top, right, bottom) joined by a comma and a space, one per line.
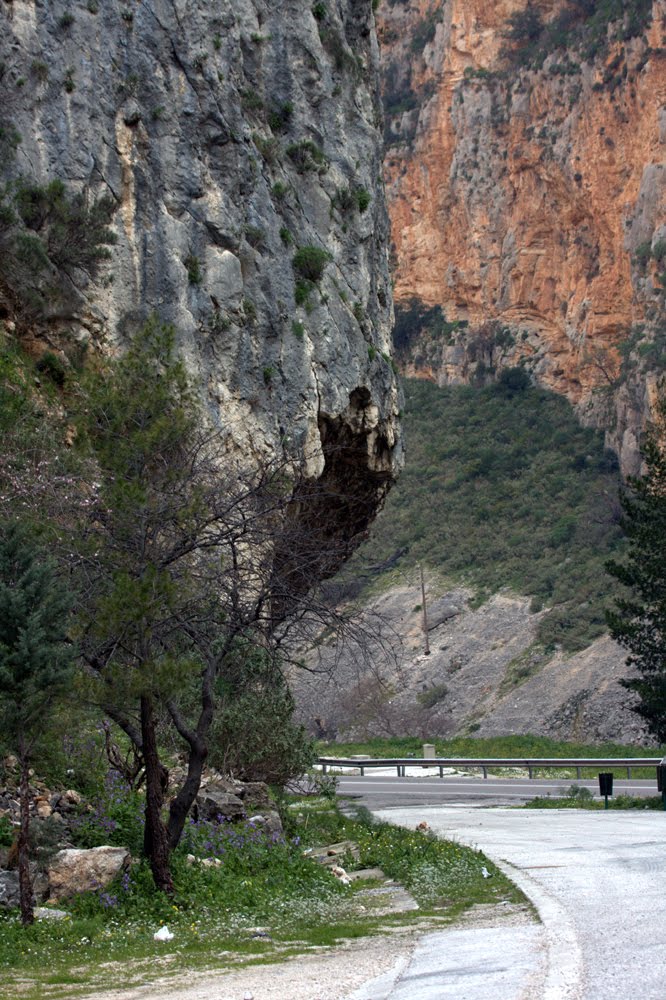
48, 846, 130, 902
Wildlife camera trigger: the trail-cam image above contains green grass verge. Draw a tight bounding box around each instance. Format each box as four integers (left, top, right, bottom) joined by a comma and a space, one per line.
0, 801, 526, 998
525, 789, 665, 810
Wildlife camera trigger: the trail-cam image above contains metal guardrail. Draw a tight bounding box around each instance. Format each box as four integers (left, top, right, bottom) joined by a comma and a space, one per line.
317, 756, 662, 780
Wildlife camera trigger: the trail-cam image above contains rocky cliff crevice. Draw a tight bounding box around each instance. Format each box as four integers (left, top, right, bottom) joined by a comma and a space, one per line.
0, 0, 401, 564
379, 0, 666, 473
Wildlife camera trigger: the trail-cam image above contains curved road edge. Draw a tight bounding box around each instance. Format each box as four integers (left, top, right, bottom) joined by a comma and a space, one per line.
492, 857, 584, 1000
345, 804, 586, 1000
346, 807, 583, 1000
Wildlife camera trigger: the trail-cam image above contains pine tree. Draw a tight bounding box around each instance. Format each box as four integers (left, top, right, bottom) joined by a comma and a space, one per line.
76, 319, 364, 892
0, 520, 73, 925
76, 321, 293, 892
607, 399, 666, 743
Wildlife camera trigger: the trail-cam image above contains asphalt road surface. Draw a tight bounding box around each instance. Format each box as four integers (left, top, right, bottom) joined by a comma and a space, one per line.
337, 773, 659, 808
363, 805, 666, 1000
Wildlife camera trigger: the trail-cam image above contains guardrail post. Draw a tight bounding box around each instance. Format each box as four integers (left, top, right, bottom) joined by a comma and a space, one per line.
576, 767, 581, 779
322, 764, 327, 775
528, 766, 533, 779
439, 766, 444, 778
360, 766, 364, 776
482, 766, 488, 779
627, 767, 631, 779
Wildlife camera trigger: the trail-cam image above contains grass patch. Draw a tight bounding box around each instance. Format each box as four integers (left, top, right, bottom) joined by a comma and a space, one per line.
0, 800, 524, 997
525, 791, 664, 810
498, 644, 552, 695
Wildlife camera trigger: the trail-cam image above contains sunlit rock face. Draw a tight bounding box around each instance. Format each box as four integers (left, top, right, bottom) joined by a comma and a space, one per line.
1, 0, 402, 567
379, 0, 666, 473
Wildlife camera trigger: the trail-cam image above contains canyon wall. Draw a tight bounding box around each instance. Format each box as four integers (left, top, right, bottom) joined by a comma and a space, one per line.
379, 0, 666, 473
0, 0, 401, 562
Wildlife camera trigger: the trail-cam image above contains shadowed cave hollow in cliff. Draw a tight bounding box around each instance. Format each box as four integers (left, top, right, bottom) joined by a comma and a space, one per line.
272, 387, 395, 612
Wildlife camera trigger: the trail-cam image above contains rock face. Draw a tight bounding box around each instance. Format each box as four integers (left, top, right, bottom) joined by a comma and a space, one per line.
0, 871, 20, 909
379, 0, 666, 473
293, 583, 648, 744
0, 0, 401, 557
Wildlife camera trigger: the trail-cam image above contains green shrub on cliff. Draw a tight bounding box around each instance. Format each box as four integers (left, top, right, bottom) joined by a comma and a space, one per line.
501, 0, 654, 69
293, 245, 332, 282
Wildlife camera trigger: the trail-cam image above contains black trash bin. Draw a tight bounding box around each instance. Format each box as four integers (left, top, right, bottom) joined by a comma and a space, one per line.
599, 772, 613, 809
598, 772, 613, 796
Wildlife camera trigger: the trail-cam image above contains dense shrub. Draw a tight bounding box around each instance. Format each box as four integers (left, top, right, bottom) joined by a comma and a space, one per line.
393, 298, 466, 353
35, 351, 67, 386
497, 365, 531, 395
13, 179, 116, 276
292, 245, 332, 282
0, 172, 116, 316
286, 139, 328, 173
208, 644, 316, 784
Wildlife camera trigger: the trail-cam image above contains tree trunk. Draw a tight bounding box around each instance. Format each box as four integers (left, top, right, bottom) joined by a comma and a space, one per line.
140, 694, 173, 894
17, 740, 34, 926
167, 738, 207, 851
166, 661, 216, 850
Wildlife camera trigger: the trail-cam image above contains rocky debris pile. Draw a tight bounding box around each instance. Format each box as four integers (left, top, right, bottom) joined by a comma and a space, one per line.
0, 845, 133, 908
294, 583, 647, 744
0, 763, 286, 911
0, 759, 83, 830
189, 771, 284, 838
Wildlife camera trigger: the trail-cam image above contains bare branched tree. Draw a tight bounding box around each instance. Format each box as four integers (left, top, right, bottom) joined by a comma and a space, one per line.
66, 320, 388, 892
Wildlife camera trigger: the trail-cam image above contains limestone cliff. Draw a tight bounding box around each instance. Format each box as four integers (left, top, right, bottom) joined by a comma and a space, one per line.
379, 0, 666, 473
0, 0, 401, 559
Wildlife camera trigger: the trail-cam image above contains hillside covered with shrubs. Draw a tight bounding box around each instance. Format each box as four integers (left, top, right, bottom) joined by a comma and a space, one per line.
346, 375, 625, 653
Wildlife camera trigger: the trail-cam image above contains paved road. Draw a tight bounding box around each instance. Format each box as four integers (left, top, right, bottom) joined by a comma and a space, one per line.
337, 773, 658, 808
352, 805, 666, 1000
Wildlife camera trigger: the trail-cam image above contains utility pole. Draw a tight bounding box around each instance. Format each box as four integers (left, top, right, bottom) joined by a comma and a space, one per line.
420, 563, 430, 656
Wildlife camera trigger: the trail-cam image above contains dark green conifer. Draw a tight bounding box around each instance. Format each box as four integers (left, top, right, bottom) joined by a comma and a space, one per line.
607, 397, 666, 742
0, 520, 73, 925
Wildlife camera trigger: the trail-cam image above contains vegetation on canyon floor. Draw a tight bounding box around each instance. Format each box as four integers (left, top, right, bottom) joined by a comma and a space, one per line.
342, 377, 625, 654
0, 790, 521, 999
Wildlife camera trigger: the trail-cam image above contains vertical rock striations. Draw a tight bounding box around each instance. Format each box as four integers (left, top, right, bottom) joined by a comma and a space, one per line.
0, 0, 401, 564
379, 0, 666, 473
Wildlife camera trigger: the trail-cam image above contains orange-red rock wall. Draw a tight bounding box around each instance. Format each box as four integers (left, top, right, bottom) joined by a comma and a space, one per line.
379, 0, 666, 471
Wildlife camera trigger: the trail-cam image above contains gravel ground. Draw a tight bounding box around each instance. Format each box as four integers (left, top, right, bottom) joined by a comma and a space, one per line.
78, 934, 420, 1000
77, 903, 533, 1000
